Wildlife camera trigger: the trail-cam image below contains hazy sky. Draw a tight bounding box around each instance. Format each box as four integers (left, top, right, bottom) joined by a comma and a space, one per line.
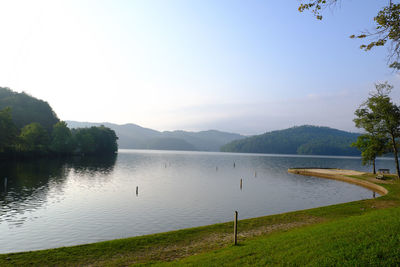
1, 0, 399, 135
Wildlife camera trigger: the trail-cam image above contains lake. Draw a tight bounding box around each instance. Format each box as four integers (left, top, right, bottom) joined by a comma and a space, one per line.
0, 149, 395, 253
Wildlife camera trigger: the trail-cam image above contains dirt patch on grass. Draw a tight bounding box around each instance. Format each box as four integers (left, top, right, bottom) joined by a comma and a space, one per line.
91, 216, 324, 266
239, 216, 324, 239
370, 200, 398, 209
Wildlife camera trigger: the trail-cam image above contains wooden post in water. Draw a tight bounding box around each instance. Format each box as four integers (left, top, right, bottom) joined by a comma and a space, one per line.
4, 177, 7, 191
254, 171, 257, 177
234, 211, 238, 245
240, 179, 242, 190
373, 191, 376, 198
136, 186, 139, 196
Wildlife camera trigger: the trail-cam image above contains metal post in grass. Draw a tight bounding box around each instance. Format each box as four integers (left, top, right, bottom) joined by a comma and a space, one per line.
234, 211, 238, 245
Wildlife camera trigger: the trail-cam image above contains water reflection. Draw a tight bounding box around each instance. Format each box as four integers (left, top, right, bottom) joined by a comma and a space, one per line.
0, 154, 117, 226
0, 150, 395, 253
68, 154, 117, 176
3, 177, 7, 192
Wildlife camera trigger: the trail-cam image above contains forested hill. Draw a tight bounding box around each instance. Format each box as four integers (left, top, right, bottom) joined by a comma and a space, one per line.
0, 87, 118, 156
0, 87, 59, 131
67, 121, 245, 151
221, 125, 361, 156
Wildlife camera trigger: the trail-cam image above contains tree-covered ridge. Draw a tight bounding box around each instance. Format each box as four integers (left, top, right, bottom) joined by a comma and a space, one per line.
221, 125, 360, 156
0, 87, 59, 131
0, 87, 118, 157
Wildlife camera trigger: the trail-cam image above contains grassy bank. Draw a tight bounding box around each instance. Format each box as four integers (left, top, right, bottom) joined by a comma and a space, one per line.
155, 206, 400, 266
1, 172, 399, 266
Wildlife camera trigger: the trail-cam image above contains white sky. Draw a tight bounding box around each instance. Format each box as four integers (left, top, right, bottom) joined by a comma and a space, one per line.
0, 0, 398, 135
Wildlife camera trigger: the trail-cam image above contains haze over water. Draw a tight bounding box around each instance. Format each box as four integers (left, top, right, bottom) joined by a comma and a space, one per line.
0, 150, 394, 253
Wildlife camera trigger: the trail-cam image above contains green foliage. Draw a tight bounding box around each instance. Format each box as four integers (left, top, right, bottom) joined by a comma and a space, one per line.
50, 121, 75, 154
73, 126, 118, 155
74, 129, 95, 154
353, 82, 400, 177
0, 87, 118, 157
14, 123, 118, 156
0, 87, 59, 131
0, 107, 18, 152
17, 122, 50, 154
299, 1, 400, 67
221, 125, 360, 156
298, 0, 330, 20
351, 134, 387, 173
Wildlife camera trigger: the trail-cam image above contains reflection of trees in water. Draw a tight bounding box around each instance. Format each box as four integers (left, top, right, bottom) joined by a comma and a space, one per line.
67, 154, 117, 177
0, 154, 117, 227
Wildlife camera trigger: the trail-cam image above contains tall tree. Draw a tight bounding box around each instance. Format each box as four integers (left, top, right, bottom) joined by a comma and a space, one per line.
351, 134, 387, 174
50, 121, 75, 154
299, 1, 400, 68
0, 107, 18, 152
18, 122, 50, 154
72, 126, 118, 155
354, 82, 400, 177
73, 128, 96, 155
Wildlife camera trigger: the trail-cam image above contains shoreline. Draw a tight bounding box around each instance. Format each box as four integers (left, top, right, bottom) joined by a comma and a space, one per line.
288, 168, 389, 196
0, 169, 397, 266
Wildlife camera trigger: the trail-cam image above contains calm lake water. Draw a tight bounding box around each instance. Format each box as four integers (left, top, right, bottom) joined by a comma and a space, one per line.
0, 149, 395, 253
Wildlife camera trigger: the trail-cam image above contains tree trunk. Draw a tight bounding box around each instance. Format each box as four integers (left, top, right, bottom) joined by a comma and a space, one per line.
391, 134, 400, 178
373, 158, 376, 174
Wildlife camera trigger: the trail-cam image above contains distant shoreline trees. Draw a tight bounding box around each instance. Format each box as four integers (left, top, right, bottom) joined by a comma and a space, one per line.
0, 111, 118, 158
0, 87, 118, 158
220, 125, 360, 156
0, 107, 18, 153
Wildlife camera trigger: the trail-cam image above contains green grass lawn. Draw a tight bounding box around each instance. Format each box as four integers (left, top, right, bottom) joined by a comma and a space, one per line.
154, 207, 400, 266
0, 173, 399, 266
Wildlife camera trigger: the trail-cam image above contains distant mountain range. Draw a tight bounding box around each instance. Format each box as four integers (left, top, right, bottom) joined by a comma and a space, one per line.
67, 122, 361, 156
0, 86, 362, 156
66, 121, 245, 151
221, 125, 361, 156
